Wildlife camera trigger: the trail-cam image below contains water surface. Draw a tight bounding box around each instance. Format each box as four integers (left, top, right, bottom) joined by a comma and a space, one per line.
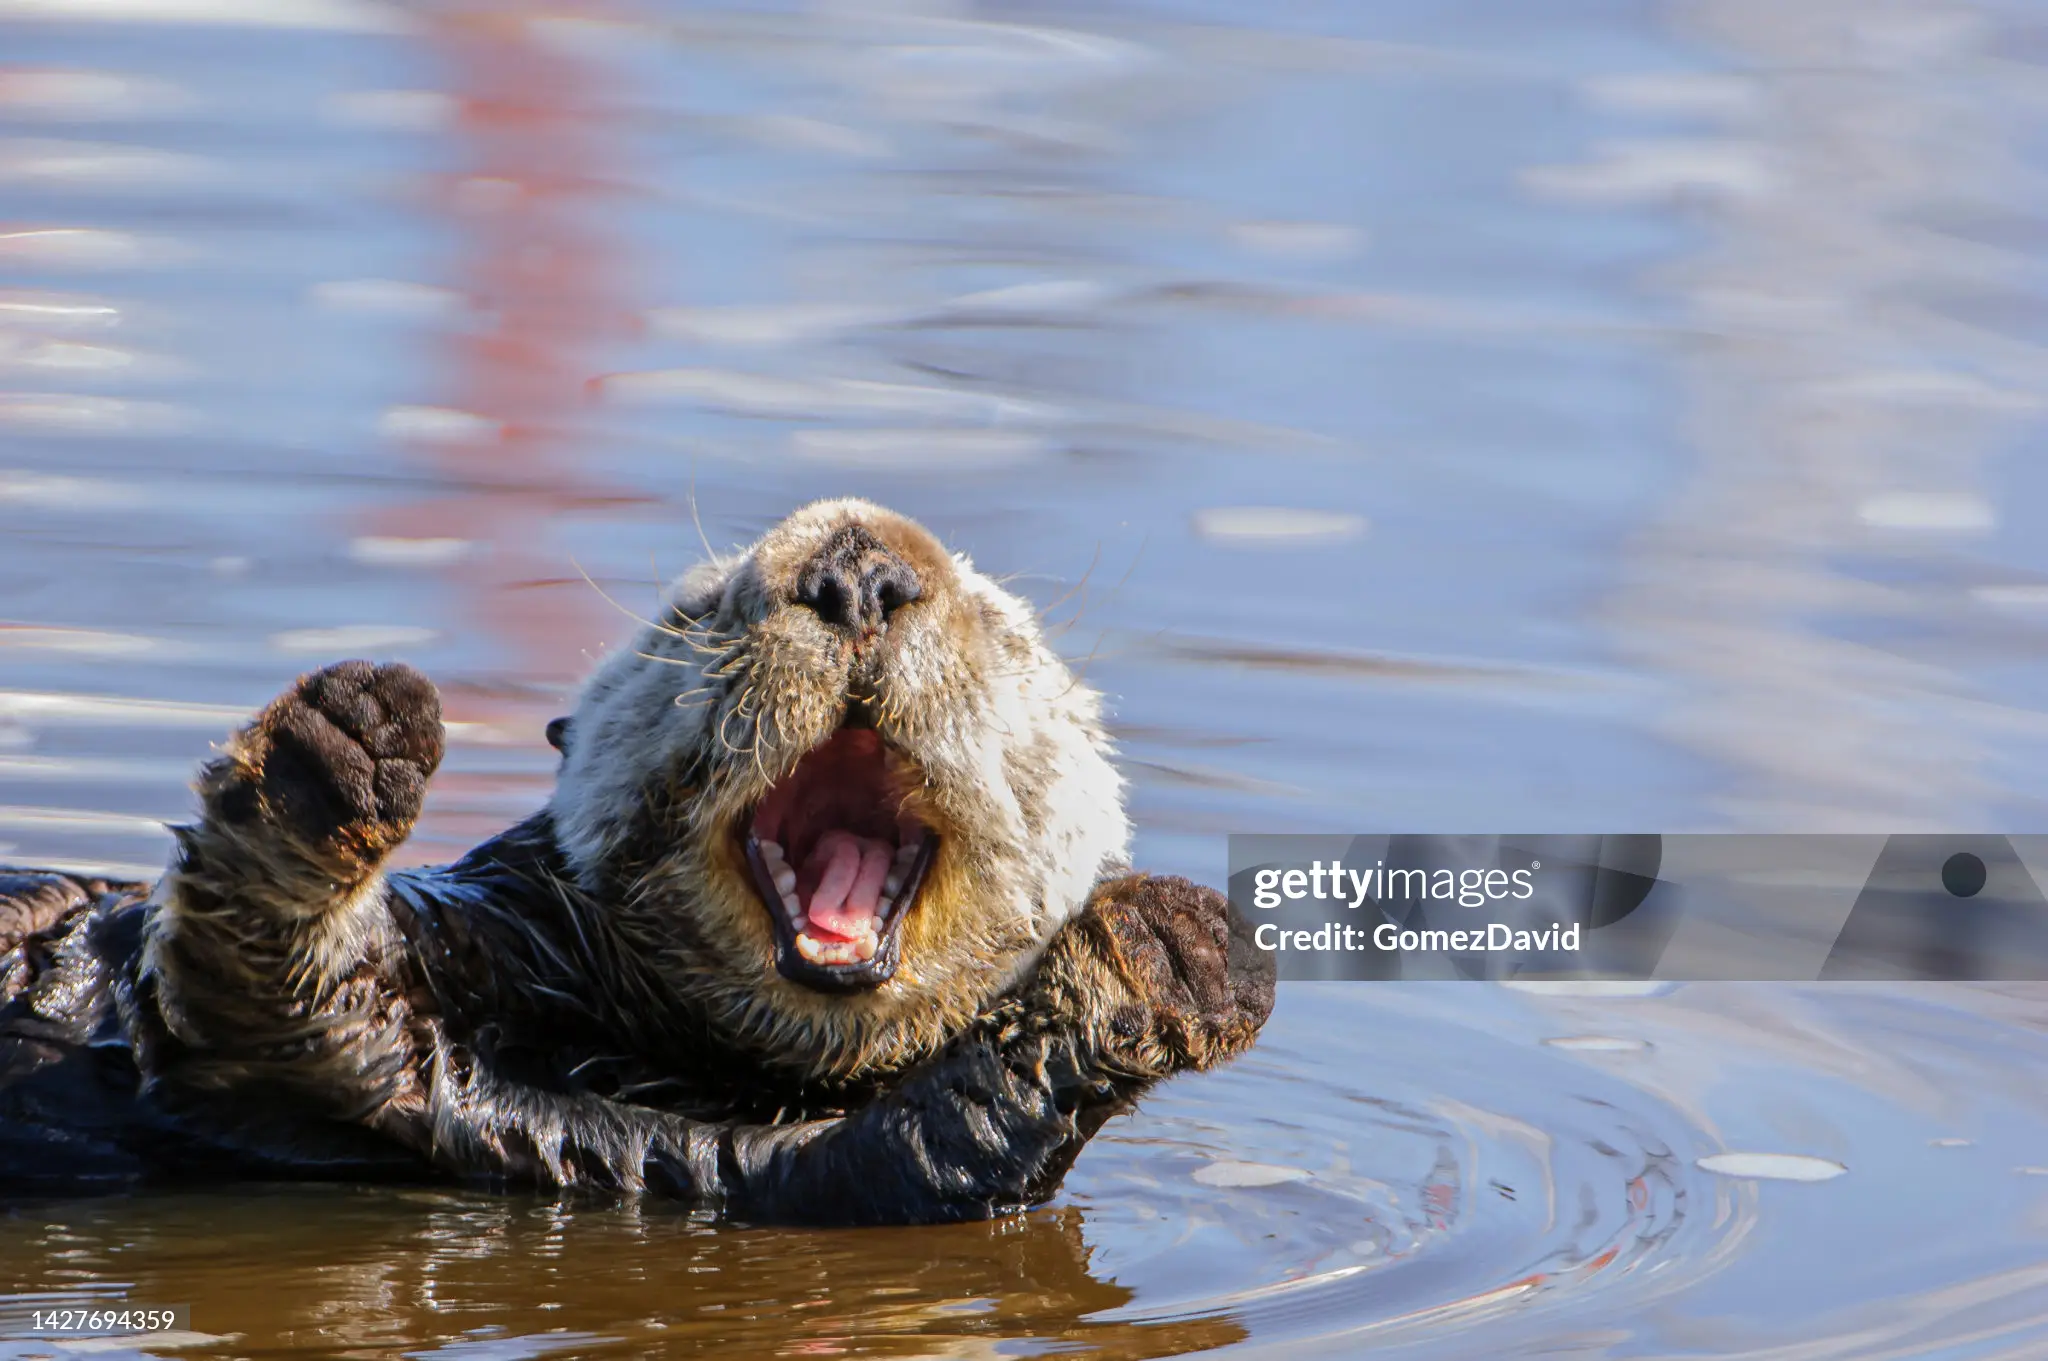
5, 0, 2048, 1356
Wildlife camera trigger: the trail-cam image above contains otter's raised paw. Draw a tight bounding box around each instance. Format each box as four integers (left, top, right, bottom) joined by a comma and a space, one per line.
205, 661, 444, 878
1085, 874, 1276, 1075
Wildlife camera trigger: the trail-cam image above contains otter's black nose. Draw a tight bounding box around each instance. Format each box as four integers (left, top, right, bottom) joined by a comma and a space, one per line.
795, 525, 921, 631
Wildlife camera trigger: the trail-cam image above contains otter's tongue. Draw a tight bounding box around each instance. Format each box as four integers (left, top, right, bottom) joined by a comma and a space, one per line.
800, 828, 893, 942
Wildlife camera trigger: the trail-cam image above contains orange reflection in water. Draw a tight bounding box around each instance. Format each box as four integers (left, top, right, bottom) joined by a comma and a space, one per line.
372, 4, 652, 854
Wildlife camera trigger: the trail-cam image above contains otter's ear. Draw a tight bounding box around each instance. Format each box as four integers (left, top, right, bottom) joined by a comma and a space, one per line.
545, 716, 572, 754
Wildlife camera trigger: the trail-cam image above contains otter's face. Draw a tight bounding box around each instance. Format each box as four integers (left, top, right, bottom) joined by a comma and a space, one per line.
547, 499, 1129, 1078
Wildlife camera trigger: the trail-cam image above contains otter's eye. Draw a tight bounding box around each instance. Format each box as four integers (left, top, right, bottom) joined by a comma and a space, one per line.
545, 717, 571, 753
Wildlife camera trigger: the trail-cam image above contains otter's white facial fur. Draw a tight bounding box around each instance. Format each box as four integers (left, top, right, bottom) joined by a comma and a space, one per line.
545, 498, 1130, 1079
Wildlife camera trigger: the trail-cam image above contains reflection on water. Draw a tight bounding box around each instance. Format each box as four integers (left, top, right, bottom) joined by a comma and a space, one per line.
8, 1196, 1249, 1358
9, 985, 2048, 1358
5, 0, 2048, 1356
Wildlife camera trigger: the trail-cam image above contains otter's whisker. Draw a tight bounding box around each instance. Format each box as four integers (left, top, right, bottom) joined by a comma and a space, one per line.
1044, 537, 1146, 642
687, 462, 717, 564
1043, 613, 1088, 643
690, 633, 741, 655
633, 650, 714, 672
1052, 628, 1113, 701
717, 700, 749, 758
1106, 534, 1148, 600
1049, 621, 1168, 701
674, 619, 741, 653
650, 549, 674, 620
702, 653, 753, 683
1035, 542, 1101, 626
570, 555, 695, 642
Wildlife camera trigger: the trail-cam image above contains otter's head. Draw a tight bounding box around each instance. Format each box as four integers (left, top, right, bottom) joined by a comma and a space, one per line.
547, 499, 1129, 1079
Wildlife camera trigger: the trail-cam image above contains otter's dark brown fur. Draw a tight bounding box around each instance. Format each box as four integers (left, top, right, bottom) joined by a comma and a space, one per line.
0, 501, 1273, 1224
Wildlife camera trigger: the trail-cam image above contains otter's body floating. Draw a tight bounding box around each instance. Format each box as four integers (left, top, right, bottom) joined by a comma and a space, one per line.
0, 500, 1273, 1225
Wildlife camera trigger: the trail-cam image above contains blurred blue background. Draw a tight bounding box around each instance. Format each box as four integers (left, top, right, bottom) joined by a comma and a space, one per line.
7, 1, 2048, 889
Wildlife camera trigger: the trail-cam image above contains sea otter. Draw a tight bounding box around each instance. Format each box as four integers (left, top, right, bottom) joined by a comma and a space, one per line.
0, 499, 1273, 1224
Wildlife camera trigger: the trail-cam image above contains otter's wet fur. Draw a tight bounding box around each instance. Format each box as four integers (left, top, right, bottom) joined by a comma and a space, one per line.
0, 500, 1274, 1224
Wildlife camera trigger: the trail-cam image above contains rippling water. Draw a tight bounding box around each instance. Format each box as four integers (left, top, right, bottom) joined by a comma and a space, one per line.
10, 985, 2048, 1358
6, 0, 2048, 1356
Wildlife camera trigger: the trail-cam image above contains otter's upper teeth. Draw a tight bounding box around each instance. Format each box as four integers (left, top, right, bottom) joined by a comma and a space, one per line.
756, 839, 798, 895
780, 890, 802, 919
893, 843, 918, 868
881, 870, 904, 898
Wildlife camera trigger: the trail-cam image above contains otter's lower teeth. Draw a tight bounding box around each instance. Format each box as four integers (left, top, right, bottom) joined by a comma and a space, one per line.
793, 925, 880, 966
780, 890, 801, 920
771, 866, 797, 895
796, 932, 854, 966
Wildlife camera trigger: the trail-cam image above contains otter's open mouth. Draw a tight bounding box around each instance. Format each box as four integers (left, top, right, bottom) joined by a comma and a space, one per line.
741, 727, 937, 992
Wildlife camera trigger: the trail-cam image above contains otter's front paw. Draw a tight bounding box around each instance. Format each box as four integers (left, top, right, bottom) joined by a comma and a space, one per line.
206, 660, 444, 878
1086, 874, 1276, 1074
